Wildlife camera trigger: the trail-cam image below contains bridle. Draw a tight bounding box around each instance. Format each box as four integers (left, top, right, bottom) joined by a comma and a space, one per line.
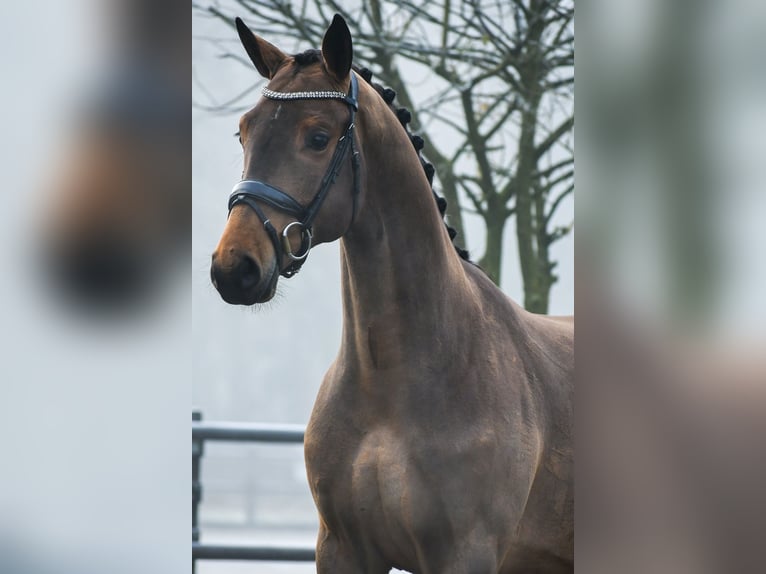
228, 74, 360, 278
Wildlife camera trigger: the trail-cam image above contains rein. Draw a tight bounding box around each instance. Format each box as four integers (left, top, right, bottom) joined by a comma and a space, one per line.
228, 74, 360, 278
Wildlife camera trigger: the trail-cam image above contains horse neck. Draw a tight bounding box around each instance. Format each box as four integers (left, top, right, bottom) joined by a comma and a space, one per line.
338, 97, 469, 366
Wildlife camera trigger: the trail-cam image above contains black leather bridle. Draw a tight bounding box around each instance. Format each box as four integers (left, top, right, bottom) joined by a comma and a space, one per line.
228, 74, 360, 278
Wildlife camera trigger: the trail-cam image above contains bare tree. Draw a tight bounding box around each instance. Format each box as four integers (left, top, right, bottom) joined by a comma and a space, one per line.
194, 0, 573, 313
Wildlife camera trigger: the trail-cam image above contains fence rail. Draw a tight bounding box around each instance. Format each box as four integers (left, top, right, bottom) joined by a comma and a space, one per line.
192, 542, 315, 561
193, 420, 306, 443
192, 409, 315, 572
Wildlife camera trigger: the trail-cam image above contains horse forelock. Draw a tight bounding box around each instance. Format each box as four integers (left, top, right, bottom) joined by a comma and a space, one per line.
292, 49, 322, 67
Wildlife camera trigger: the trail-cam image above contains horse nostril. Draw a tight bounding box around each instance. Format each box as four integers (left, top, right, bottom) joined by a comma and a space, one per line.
238, 254, 260, 290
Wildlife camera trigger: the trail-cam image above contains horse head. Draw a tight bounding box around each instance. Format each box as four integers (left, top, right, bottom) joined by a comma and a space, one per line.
211, 15, 366, 305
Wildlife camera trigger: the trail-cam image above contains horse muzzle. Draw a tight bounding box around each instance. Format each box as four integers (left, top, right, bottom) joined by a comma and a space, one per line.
210, 251, 278, 305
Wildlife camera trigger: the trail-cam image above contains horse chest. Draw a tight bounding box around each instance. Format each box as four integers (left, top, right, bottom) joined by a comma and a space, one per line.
307, 419, 511, 567
308, 426, 403, 512
306, 425, 420, 553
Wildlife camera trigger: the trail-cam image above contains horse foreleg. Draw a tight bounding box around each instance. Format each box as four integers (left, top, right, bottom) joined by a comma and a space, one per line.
411, 537, 499, 574
438, 556, 498, 574
315, 522, 389, 574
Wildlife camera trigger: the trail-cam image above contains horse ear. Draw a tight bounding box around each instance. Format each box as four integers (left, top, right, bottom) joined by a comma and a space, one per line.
235, 17, 286, 79
321, 14, 353, 83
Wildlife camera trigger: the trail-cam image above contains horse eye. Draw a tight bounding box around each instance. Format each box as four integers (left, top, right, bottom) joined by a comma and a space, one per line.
308, 132, 330, 151
234, 131, 242, 145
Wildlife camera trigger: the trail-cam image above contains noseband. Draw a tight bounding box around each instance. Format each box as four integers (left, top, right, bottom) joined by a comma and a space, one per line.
228, 74, 360, 278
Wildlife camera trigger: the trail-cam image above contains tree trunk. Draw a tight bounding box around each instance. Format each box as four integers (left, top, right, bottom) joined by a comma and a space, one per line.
479, 203, 506, 285
516, 5, 551, 314
533, 182, 555, 314
515, 101, 546, 312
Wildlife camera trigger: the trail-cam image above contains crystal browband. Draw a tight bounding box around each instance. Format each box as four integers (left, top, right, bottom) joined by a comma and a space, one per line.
262, 87, 350, 102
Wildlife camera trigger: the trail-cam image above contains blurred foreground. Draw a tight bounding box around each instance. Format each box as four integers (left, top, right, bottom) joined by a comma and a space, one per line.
578, 0, 766, 572
38, 0, 189, 314
0, 1, 189, 573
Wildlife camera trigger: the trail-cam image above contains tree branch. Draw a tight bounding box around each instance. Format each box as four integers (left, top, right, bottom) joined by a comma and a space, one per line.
544, 182, 574, 227
534, 114, 573, 160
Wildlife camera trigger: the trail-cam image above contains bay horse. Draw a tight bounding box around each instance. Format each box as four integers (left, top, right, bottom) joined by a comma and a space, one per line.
211, 15, 573, 573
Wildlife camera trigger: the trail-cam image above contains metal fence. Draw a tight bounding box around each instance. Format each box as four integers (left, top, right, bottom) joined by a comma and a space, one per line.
192, 410, 315, 572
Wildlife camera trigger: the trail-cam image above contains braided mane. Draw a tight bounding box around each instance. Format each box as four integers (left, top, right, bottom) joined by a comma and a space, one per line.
291, 49, 470, 261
